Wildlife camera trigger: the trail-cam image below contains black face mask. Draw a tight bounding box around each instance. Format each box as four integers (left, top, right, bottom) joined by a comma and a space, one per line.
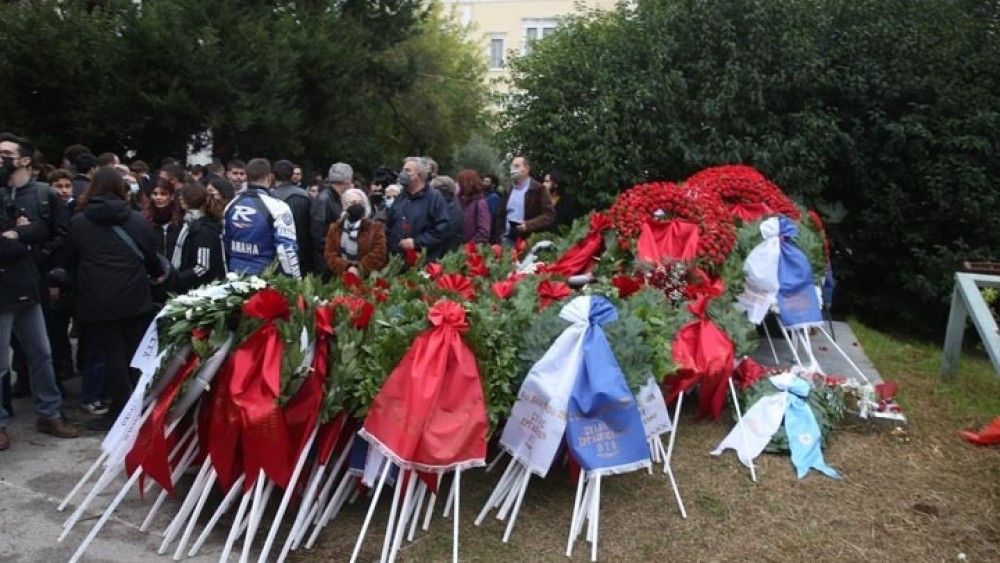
0, 156, 15, 187
346, 203, 365, 221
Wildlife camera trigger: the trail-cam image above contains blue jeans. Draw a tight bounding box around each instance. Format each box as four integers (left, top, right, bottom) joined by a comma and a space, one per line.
0, 303, 64, 427
81, 348, 107, 404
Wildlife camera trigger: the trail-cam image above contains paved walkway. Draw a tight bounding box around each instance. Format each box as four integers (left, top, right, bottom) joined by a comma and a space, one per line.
0, 321, 881, 562
0, 377, 219, 563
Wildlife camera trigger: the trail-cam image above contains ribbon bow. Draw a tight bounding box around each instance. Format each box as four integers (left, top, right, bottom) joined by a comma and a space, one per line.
428, 299, 469, 331
712, 372, 839, 479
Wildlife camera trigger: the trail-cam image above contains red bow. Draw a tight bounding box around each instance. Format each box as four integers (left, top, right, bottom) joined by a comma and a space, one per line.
424, 262, 443, 279
544, 213, 612, 277
435, 273, 476, 301
538, 280, 571, 310
666, 290, 734, 419
611, 273, 645, 299
332, 296, 375, 329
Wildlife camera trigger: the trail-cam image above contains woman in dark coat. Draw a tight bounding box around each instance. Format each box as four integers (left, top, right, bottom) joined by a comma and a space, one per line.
324, 188, 388, 276
544, 169, 582, 229
170, 182, 226, 293
63, 169, 166, 429
457, 169, 492, 244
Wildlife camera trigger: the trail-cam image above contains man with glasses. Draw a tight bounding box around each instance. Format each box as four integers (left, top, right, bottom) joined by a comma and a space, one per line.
0, 132, 79, 450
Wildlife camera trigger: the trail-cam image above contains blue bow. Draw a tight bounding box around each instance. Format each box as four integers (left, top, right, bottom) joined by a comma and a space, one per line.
565, 297, 650, 474
776, 216, 823, 328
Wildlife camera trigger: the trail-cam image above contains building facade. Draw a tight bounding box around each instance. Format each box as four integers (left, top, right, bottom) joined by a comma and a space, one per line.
440, 0, 620, 90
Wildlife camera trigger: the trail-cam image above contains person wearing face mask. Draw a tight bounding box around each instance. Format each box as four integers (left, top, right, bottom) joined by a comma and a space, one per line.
384, 184, 400, 209
323, 188, 387, 277
310, 162, 353, 278
492, 155, 554, 244
0, 132, 79, 448
385, 157, 451, 264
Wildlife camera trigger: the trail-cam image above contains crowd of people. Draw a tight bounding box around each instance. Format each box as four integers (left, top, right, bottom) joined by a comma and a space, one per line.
0, 131, 583, 451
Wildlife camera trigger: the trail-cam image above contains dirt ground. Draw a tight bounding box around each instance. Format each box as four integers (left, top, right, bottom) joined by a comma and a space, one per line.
299, 324, 1000, 562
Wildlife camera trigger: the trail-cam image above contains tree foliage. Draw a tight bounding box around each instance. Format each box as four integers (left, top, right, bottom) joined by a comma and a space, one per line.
0, 0, 487, 176
502, 0, 1000, 333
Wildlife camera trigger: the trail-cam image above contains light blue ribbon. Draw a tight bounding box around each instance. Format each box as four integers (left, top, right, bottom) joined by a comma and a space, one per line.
783, 377, 839, 479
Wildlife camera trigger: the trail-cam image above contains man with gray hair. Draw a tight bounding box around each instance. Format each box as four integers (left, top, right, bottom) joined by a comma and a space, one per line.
310, 162, 353, 278
385, 157, 450, 263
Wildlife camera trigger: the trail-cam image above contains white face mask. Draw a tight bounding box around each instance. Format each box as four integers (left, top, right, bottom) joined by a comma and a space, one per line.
385, 197, 395, 207
128, 182, 140, 194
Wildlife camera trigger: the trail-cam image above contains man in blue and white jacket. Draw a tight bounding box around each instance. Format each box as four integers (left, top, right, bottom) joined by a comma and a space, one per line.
223, 158, 301, 278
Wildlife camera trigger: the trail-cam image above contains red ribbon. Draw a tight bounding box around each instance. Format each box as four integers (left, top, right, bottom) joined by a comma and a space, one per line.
331, 296, 375, 329
435, 273, 476, 301
544, 213, 612, 277
636, 219, 700, 264
611, 273, 645, 299
961, 417, 1000, 446
667, 291, 734, 419
733, 357, 766, 390
538, 280, 571, 310
729, 202, 773, 223
362, 300, 488, 469
424, 262, 443, 279
126, 354, 200, 495
283, 306, 335, 458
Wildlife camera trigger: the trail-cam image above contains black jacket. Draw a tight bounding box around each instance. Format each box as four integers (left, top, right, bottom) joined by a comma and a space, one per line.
152, 220, 181, 257
310, 186, 343, 278
170, 213, 225, 294
0, 181, 65, 309
272, 182, 314, 274
63, 195, 165, 322
385, 185, 451, 262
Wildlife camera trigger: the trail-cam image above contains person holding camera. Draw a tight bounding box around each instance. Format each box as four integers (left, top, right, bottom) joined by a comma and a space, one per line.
0, 133, 78, 450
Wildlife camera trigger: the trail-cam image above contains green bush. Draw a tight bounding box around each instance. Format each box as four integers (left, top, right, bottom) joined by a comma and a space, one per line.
501, 0, 1000, 334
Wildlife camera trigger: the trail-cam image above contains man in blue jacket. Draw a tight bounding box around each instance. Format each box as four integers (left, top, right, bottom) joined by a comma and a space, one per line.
385, 157, 450, 263
223, 158, 301, 278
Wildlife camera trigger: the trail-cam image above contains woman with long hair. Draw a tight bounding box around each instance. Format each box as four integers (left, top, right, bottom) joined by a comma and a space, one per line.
457, 169, 491, 243
324, 188, 388, 276
143, 181, 182, 256
64, 168, 166, 429
170, 182, 226, 293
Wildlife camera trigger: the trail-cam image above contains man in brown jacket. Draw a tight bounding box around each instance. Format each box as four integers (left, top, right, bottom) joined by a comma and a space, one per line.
493, 156, 555, 244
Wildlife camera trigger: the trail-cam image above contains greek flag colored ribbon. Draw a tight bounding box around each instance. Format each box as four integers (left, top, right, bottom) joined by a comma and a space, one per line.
500, 296, 650, 477
737, 216, 822, 328
712, 372, 839, 479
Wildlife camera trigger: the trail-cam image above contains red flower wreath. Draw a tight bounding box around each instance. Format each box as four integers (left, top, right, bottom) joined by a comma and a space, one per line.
684, 165, 800, 222
607, 181, 736, 266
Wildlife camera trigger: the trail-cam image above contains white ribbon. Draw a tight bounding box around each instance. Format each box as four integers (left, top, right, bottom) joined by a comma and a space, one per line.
736, 217, 781, 325
101, 314, 164, 467
499, 296, 591, 477
710, 372, 795, 469
636, 376, 672, 438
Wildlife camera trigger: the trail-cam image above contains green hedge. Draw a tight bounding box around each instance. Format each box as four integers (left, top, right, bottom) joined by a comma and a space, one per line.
501, 0, 1000, 334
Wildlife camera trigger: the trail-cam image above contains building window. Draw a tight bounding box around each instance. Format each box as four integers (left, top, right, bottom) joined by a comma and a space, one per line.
522, 18, 557, 55
488, 35, 505, 69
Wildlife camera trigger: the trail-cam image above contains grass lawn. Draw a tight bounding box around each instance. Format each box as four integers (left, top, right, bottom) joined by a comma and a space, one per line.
300, 320, 1000, 562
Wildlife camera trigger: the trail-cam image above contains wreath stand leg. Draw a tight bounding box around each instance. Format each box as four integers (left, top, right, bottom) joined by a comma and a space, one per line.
815, 325, 872, 385
661, 391, 687, 517
760, 319, 781, 365
728, 377, 757, 483
349, 460, 392, 563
